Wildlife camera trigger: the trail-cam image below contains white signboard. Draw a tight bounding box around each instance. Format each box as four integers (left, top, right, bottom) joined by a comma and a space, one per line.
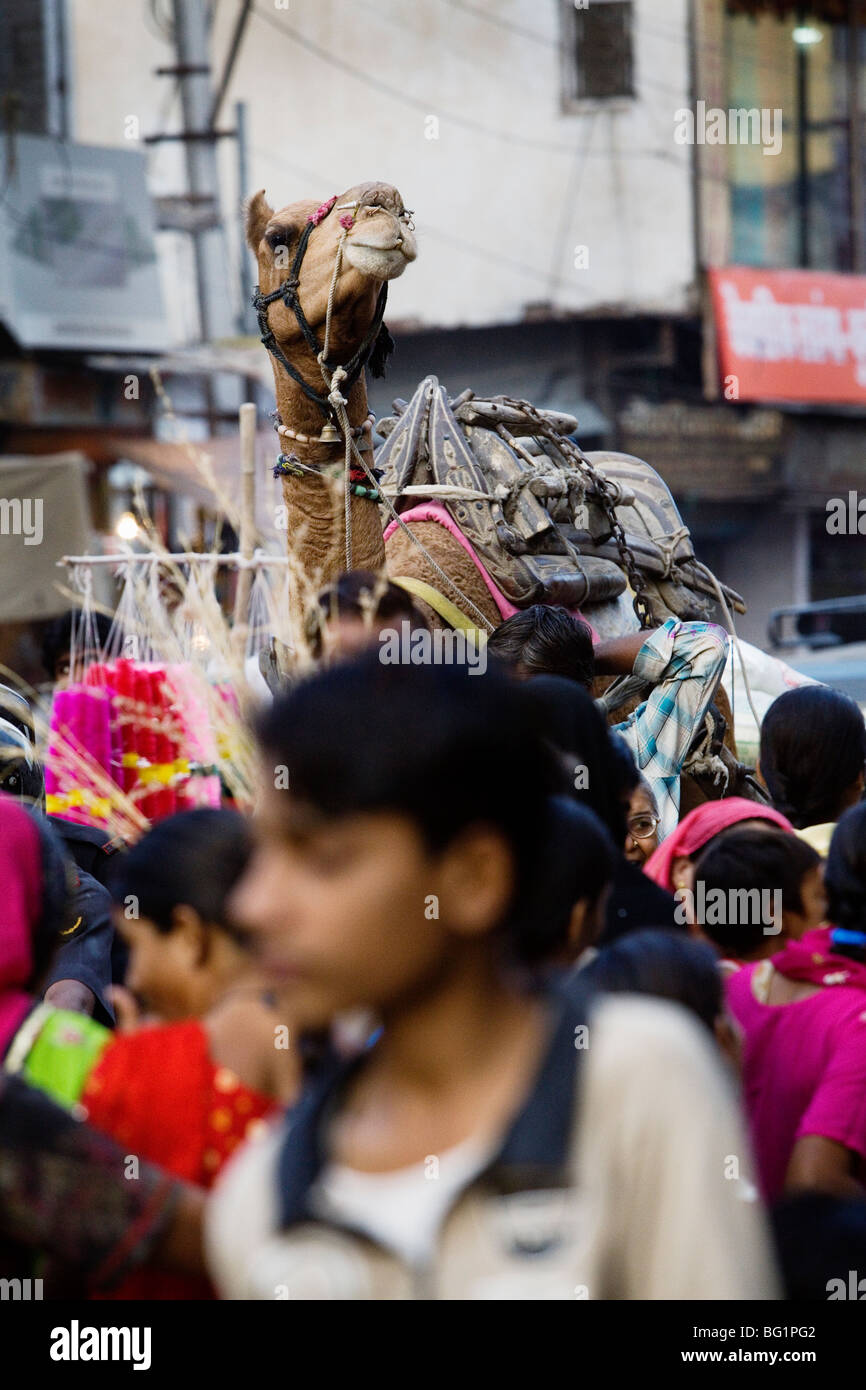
0, 136, 169, 351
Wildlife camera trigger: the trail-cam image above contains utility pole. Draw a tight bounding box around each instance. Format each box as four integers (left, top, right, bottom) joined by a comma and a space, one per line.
235, 100, 257, 335
170, 0, 236, 346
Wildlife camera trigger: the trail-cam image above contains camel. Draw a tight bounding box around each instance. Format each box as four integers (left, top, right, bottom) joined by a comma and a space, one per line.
246, 181, 525, 636
245, 182, 405, 638
246, 180, 752, 796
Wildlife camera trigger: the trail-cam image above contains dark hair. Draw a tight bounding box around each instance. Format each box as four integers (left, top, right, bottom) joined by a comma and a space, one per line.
305, 570, 428, 656
571, 928, 722, 1033
825, 802, 866, 933
610, 731, 641, 796
519, 675, 634, 845
760, 686, 866, 829
511, 796, 615, 965
692, 827, 820, 956
108, 809, 251, 934
41, 610, 115, 679
257, 655, 560, 963
486, 606, 595, 687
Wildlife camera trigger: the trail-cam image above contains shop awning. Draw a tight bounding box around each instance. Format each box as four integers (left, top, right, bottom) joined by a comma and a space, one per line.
101, 430, 285, 543
85, 342, 275, 388
0, 453, 91, 621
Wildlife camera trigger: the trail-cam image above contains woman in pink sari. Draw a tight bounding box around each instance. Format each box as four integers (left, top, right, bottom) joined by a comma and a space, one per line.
727, 803, 866, 1202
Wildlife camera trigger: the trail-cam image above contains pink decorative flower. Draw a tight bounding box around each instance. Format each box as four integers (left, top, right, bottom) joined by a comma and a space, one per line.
339, 212, 355, 230
308, 195, 337, 226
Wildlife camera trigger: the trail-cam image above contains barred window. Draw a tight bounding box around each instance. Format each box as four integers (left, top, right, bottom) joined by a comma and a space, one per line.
562, 1, 635, 106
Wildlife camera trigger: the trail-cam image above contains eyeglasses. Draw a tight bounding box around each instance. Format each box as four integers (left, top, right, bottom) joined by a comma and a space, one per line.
627, 813, 660, 840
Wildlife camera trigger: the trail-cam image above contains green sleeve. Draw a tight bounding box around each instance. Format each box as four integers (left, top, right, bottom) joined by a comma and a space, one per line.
19, 1007, 112, 1108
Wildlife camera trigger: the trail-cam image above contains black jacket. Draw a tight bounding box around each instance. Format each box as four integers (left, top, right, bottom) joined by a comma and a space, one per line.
47, 816, 124, 888
42, 868, 119, 1027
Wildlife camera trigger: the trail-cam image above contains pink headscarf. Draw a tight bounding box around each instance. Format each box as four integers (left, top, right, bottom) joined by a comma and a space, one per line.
769, 926, 866, 992
0, 794, 44, 1052
644, 797, 795, 893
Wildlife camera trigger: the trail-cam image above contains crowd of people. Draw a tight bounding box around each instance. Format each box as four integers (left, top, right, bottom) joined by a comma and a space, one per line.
3, 575, 866, 1300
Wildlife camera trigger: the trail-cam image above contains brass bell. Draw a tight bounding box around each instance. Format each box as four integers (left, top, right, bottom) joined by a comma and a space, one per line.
319, 422, 340, 443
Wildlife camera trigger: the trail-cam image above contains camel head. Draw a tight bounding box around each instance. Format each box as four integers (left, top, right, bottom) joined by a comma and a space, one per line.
246, 181, 416, 387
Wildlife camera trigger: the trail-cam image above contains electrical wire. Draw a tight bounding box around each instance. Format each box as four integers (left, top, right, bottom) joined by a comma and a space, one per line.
351, 0, 525, 83
353, 0, 694, 104
248, 142, 613, 293
439, 0, 833, 81
434, 0, 695, 101
250, 4, 691, 166
544, 107, 600, 299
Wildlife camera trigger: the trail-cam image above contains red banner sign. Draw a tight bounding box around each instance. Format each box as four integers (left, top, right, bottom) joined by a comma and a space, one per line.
709, 266, 866, 406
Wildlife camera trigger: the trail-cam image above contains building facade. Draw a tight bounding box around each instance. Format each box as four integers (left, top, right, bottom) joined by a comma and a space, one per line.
1, 0, 864, 660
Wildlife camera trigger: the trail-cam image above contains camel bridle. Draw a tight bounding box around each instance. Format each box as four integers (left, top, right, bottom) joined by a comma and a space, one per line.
251, 200, 392, 425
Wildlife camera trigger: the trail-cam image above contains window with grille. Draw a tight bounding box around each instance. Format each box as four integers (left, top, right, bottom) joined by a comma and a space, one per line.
562, 0, 635, 106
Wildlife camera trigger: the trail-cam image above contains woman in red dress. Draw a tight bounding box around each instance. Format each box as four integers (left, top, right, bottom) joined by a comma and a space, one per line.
79, 808, 301, 1297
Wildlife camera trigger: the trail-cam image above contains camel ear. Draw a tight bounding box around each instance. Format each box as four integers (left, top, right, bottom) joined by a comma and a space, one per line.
245, 189, 275, 253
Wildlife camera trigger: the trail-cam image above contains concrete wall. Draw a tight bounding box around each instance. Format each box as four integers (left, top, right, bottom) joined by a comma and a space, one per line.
67, 0, 696, 341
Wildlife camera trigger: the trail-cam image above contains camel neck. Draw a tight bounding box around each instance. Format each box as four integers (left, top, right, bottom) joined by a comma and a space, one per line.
272, 368, 373, 466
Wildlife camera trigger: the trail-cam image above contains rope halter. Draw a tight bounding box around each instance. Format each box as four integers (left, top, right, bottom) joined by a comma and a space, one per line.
251, 194, 408, 426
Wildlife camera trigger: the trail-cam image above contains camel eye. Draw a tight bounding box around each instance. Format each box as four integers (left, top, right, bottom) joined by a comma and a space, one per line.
266, 227, 292, 252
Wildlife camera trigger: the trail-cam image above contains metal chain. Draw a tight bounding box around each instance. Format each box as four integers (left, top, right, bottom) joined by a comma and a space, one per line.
496, 396, 656, 629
